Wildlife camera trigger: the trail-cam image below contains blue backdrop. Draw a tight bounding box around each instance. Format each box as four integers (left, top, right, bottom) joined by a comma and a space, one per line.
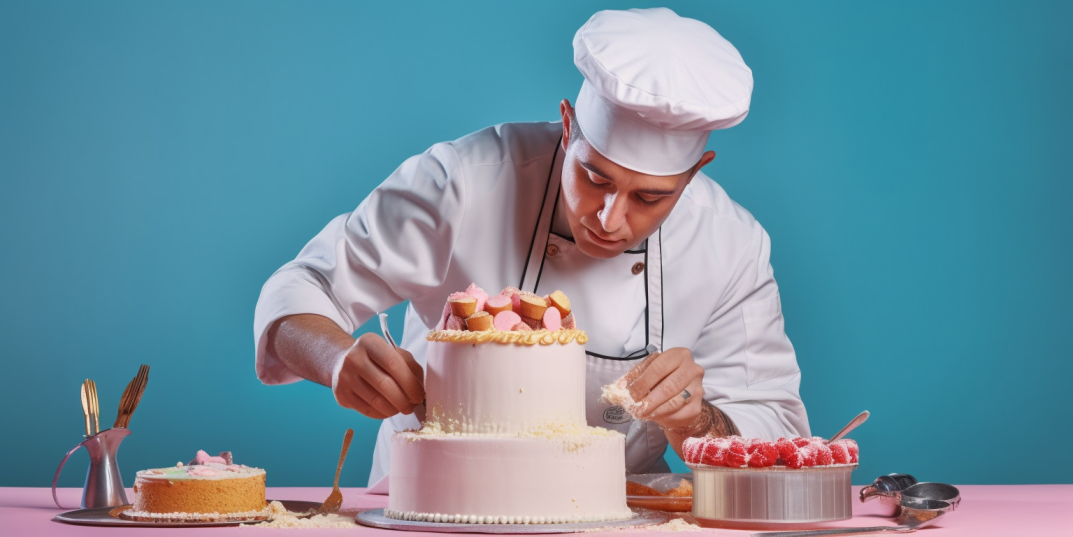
2, 0, 1070, 488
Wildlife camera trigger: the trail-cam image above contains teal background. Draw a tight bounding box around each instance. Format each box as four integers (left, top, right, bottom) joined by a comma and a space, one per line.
2, 0, 1071, 488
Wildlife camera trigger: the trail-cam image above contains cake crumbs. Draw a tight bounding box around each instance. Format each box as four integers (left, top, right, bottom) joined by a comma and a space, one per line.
648, 518, 704, 532
242, 501, 357, 528
582, 517, 705, 534
416, 420, 446, 436
600, 380, 647, 419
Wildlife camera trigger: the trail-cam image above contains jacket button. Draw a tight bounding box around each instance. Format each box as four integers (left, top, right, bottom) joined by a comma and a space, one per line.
632, 262, 645, 275
546, 244, 560, 257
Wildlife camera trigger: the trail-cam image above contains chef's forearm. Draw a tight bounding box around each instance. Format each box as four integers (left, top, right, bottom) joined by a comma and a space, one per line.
665, 400, 740, 459
265, 314, 354, 388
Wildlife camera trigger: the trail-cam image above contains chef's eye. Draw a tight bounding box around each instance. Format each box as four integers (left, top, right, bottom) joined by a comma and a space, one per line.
636, 194, 664, 206
587, 174, 612, 188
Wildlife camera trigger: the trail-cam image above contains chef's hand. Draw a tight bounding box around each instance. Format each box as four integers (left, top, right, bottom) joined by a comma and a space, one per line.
620, 347, 705, 430
332, 333, 425, 419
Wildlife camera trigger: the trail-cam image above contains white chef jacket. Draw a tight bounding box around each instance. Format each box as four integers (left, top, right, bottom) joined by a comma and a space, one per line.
253, 121, 810, 486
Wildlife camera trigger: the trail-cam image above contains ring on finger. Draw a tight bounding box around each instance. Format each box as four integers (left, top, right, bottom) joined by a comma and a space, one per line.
680, 389, 691, 400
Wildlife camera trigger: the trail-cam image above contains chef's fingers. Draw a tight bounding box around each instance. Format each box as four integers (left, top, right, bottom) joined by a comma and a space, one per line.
353, 374, 414, 417
396, 347, 426, 403
628, 349, 685, 402
638, 363, 702, 420
361, 334, 425, 406
619, 351, 661, 390
358, 355, 418, 415
651, 393, 703, 431
335, 383, 390, 420
643, 378, 705, 425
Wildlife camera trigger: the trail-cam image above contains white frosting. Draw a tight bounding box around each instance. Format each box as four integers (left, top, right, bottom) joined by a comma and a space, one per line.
121, 506, 269, 521
391, 332, 629, 524
388, 432, 630, 523
425, 339, 587, 434
135, 464, 265, 482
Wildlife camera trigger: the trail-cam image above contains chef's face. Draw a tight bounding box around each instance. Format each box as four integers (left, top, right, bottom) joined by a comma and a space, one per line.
559, 100, 715, 259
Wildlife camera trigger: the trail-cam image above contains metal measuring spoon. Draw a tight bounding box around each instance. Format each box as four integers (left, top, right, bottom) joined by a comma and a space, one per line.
902, 482, 961, 511
860, 473, 919, 516
861, 479, 961, 517
378, 312, 426, 423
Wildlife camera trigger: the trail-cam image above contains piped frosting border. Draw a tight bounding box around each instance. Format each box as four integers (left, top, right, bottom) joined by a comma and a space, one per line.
383, 509, 634, 525
427, 329, 587, 346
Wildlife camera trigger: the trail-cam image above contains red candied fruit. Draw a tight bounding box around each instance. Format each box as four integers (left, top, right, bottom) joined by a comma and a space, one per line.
783, 447, 808, 469
682, 437, 704, 464
776, 437, 797, 461
723, 437, 748, 467
814, 443, 833, 466
689, 435, 855, 469
842, 439, 859, 463
699, 438, 725, 468
829, 442, 850, 464
746, 439, 778, 468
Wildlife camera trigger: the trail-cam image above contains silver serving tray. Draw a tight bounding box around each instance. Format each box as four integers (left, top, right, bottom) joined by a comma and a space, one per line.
689, 463, 857, 529
52, 499, 320, 527
356, 508, 667, 534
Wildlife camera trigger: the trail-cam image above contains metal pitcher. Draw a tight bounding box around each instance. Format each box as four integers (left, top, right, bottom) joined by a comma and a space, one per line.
52, 427, 130, 509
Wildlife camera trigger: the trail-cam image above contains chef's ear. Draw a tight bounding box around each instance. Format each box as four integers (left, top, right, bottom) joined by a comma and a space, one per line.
686, 150, 716, 183
560, 99, 577, 150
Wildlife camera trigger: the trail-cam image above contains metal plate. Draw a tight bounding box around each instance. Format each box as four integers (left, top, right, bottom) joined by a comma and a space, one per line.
356, 508, 667, 534
53, 500, 321, 527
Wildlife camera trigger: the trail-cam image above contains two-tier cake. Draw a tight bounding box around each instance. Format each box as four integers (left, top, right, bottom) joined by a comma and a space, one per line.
386, 285, 632, 524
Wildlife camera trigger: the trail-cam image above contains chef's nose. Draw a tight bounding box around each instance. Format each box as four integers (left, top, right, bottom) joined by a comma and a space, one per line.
597, 192, 628, 234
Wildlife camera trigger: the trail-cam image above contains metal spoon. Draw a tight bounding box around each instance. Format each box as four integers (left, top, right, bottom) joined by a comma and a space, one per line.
828, 410, 869, 444
378, 312, 426, 422
317, 428, 353, 514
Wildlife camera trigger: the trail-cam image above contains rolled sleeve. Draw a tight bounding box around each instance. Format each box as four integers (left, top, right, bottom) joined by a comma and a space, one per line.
252, 143, 466, 384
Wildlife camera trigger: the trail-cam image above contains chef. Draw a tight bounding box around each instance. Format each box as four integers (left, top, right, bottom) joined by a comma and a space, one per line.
254, 8, 809, 486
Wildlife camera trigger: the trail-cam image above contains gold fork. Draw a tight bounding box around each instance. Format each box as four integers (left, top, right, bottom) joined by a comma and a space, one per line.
87, 379, 100, 435
317, 428, 354, 514
80, 380, 92, 436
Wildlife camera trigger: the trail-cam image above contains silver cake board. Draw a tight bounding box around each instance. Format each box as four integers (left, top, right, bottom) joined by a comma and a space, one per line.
53, 500, 321, 528
356, 508, 668, 534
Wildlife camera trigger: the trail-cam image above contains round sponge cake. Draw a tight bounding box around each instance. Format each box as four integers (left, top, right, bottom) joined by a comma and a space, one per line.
129, 451, 266, 520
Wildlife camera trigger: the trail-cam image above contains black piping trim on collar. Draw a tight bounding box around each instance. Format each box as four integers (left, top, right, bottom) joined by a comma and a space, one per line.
659, 226, 665, 349
643, 245, 650, 350
585, 349, 650, 361
519, 136, 561, 289
532, 181, 562, 294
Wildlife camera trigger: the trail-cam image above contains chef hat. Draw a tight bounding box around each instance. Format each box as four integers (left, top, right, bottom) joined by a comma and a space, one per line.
572, 8, 753, 175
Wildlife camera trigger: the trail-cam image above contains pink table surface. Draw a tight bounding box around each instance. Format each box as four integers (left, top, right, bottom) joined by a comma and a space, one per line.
3, 485, 1070, 536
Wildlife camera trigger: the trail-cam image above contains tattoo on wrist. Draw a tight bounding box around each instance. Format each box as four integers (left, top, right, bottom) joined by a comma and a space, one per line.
673, 401, 739, 438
